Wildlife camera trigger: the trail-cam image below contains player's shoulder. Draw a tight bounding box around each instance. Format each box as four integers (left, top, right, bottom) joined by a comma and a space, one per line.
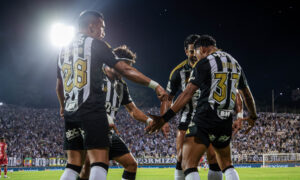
169, 59, 188, 79
91, 38, 112, 50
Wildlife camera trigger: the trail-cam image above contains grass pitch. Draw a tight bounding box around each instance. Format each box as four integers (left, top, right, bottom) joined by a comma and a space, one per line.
4, 167, 300, 180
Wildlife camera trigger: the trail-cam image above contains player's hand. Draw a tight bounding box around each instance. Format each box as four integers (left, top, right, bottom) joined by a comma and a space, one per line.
243, 114, 257, 134
232, 118, 242, 136
155, 85, 168, 101
109, 124, 120, 135
145, 114, 166, 134
161, 122, 170, 137
59, 107, 64, 119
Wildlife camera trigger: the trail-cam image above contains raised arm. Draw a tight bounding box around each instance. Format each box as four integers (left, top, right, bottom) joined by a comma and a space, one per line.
114, 61, 167, 101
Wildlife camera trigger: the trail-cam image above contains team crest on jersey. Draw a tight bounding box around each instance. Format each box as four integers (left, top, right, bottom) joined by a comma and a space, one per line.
209, 134, 216, 142
103, 85, 108, 92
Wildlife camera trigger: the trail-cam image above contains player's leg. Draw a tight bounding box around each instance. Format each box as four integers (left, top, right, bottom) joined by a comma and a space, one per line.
114, 153, 137, 180
211, 119, 239, 180
87, 148, 109, 180
213, 145, 239, 180
84, 113, 110, 180
61, 150, 85, 180
60, 120, 85, 180
206, 144, 223, 180
78, 154, 90, 180
182, 136, 207, 180
110, 133, 136, 180
4, 164, 7, 178
175, 129, 186, 180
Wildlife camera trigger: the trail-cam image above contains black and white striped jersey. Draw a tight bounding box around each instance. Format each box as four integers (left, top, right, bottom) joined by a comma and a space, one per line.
189, 50, 248, 128
102, 73, 132, 121
166, 60, 201, 124
57, 33, 118, 118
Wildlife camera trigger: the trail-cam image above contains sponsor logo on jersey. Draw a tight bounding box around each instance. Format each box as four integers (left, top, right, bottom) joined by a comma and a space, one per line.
66, 128, 81, 141
218, 135, 230, 142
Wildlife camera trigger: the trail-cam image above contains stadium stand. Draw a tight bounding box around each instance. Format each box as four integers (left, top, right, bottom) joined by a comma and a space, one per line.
0, 105, 299, 166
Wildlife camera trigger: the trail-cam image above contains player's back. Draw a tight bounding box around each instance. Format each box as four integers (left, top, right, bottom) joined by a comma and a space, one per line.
57, 33, 118, 118
190, 50, 247, 127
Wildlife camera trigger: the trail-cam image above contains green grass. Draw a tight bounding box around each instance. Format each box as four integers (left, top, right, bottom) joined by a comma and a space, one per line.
3, 167, 300, 180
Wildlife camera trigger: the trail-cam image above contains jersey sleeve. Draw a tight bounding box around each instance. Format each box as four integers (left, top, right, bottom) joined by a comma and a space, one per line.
166, 69, 181, 96
189, 60, 210, 88
92, 40, 119, 68
237, 69, 248, 89
121, 81, 133, 105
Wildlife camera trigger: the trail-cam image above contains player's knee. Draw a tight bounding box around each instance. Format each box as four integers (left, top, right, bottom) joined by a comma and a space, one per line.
124, 159, 138, 172
80, 164, 90, 179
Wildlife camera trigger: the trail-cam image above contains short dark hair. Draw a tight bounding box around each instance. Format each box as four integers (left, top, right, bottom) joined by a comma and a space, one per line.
194, 35, 216, 49
184, 34, 200, 50
113, 45, 136, 61
78, 10, 104, 30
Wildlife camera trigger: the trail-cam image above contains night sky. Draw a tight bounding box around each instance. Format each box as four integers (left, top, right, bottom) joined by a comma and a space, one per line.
0, 0, 299, 108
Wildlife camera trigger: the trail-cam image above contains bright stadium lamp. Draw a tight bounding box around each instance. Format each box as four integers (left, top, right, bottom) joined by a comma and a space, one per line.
50, 23, 75, 47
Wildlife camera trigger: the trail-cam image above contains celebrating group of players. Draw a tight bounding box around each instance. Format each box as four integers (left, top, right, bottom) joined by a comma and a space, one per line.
56, 10, 257, 180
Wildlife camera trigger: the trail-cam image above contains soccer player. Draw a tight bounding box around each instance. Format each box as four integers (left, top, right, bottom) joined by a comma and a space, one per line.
0, 137, 8, 178
162, 34, 243, 180
78, 45, 153, 180
147, 35, 257, 180
56, 11, 167, 180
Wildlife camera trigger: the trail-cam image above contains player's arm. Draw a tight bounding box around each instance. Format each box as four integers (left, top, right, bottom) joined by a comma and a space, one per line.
56, 63, 64, 118
125, 102, 152, 124
114, 61, 167, 101
160, 68, 181, 136
146, 83, 198, 133
237, 70, 258, 134
232, 91, 243, 135
4, 144, 7, 158
168, 83, 198, 113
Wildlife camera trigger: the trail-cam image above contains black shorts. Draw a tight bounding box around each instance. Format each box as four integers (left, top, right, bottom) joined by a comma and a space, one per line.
63, 112, 110, 150
186, 119, 232, 149
109, 133, 130, 160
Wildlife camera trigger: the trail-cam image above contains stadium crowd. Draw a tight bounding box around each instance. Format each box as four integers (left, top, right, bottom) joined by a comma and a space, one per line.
0, 104, 299, 163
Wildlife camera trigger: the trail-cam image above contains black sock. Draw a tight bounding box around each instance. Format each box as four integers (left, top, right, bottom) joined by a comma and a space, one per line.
90, 162, 109, 172
184, 168, 198, 177
176, 161, 182, 170
77, 178, 88, 180
209, 163, 221, 171
66, 163, 82, 174
122, 170, 136, 180
222, 165, 234, 173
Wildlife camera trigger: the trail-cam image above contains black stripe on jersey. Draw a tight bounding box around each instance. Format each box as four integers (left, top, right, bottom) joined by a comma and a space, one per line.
215, 56, 223, 72
224, 56, 232, 109
78, 89, 84, 106
185, 71, 191, 85
214, 56, 222, 110
186, 100, 194, 121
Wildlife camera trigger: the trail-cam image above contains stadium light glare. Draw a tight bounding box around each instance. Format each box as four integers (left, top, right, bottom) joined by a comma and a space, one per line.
0, 102, 3, 106
50, 23, 75, 47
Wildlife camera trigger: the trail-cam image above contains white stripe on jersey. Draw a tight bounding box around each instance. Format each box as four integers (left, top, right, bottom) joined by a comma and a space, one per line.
82, 37, 93, 103
179, 70, 187, 90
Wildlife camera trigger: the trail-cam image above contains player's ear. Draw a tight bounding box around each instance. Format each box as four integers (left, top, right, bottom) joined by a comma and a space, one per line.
88, 24, 94, 34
